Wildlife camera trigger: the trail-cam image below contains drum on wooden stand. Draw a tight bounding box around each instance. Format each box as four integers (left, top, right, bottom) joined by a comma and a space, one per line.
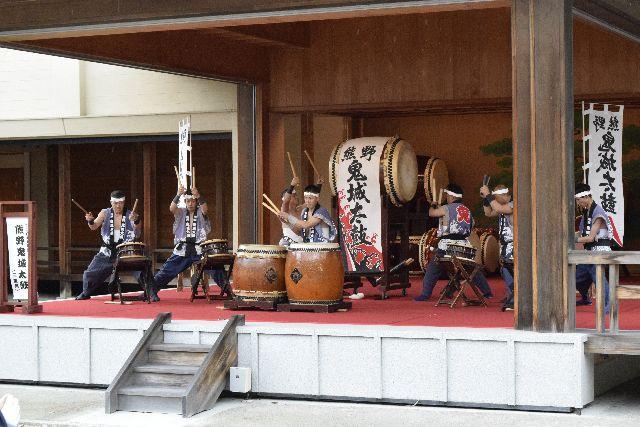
285, 243, 344, 304
232, 245, 288, 302
329, 136, 418, 207
200, 238, 234, 270
418, 228, 440, 271
115, 242, 149, 272
201, 239, 229, 256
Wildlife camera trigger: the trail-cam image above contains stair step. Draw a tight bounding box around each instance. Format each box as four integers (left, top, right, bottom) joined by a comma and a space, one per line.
134, 364, 200, 375
148, 343, 211, 353
118, 385, 186, 398
117, 394, 183, 414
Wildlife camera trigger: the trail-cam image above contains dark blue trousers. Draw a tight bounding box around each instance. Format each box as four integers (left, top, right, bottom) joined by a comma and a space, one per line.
420, 251, 493, 299
501, 263, 514, 306
153, 253, 202, 291
82, 253, 115, 296
576, 264, 610, 307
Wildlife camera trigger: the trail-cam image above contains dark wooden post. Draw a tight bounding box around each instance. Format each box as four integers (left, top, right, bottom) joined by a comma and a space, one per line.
58, 144, 72, 298
512, 0, 574, 331
301, 113, 315, 185
143, 143, 157, 270
237, 83, 257, 245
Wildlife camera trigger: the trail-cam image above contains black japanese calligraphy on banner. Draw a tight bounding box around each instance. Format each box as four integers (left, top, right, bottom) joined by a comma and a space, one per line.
336, 138, 386, 272
6, 217, 29, 299
587, 104, 624, 246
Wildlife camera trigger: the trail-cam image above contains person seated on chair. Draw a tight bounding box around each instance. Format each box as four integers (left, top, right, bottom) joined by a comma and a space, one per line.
75, 190, 141, 300
575, 183, 611, 309
414, 183, 493, 301
151, 181, 209, 302
480, 183, 514, 311
278, 183, 336, 243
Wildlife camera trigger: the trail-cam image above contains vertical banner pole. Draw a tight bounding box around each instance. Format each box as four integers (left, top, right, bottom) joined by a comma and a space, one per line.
581, 101, 587, 184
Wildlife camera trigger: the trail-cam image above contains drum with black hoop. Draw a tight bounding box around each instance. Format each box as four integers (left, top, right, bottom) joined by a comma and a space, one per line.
468, 228, 500, 273
423, 157, 449, 204
285, 243, 344, 304
418, 228, 440, 271
201, 239, 229, 255
115, 242, 149, 271
232, 244, 288, 302
329, 136, 418, 207
442, 242, 477, 264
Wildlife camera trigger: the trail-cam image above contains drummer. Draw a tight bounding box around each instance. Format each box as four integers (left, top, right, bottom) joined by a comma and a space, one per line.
151, 182, 210, 301
279, 183, 336, 243
75, 190, 141, 300
279, 176, 304, 247
480, 184, 514, 311
414, 183, 493, 301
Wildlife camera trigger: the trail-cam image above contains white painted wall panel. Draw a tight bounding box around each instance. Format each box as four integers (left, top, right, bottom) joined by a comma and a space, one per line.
0, 325, 36, 381
38, 327, 88, 383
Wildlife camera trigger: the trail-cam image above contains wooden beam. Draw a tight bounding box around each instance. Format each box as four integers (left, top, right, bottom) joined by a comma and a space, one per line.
585, 333, 640, 355
142, 143, 157, 271
58, 144, 72, 298
301, 113, 315, 185
511, 0, 574, 332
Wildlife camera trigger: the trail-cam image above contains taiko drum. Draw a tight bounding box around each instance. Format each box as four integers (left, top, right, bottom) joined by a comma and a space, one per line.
285, 243, 344, 304
232, 244, 288, 302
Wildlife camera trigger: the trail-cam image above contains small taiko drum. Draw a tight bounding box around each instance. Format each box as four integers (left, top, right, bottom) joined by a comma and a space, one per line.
285, 243, 344, 304
418, 228, 440, 271
201, 239, 229, 255
232, 244, 287, 302
115, 242, 148, 271
443, 242, 477, 264
329, 136, 418, 207
476, 230, 500, 274
423, 157, 449, 204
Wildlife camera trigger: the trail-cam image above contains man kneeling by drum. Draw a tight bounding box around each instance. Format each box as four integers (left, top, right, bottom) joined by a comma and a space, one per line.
151, 182, 211, 302
414, 183, 493, 302
76, 190, 141, 300
279, 184, 337, 243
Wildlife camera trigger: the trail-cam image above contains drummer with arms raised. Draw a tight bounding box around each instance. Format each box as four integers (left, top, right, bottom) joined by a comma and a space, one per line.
75, 190, 141, 300
279, 183, 336, 243
574, 183, 612, 310
480, 184, 514, 311
414, 183, 493, 301
279, 176, 304, 246
151, 180, 209, 301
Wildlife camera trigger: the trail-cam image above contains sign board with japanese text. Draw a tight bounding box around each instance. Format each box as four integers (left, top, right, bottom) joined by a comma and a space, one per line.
335, 137, 386, 272
178, 117, 192, 206
6, 217, 29, 300
587, 104, 624, 247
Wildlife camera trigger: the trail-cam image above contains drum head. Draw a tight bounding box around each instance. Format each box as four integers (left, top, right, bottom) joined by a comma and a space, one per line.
383, 138, 418, 206
237, 244, 287, 258
202, 239, 228, 245
115, 242, 145, 249
423, 158, 449, 204
480, 233, 500, 273
289, 242, 341, 252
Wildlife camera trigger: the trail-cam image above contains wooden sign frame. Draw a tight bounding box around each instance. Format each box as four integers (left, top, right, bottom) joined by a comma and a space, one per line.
0, 201, 42, 313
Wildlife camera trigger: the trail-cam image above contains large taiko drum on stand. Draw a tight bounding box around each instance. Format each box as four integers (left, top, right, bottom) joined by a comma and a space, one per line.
232, 245, 288, 302
329, 136, 418, 207
285, 243, 344, 304
423, 157, 449, 204
115, 242, 149, 271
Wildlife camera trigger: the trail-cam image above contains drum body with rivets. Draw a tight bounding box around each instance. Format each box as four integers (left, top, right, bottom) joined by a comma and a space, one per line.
232, 244, 288, 302
115, 242, 148, 272
285, 243, 344, 304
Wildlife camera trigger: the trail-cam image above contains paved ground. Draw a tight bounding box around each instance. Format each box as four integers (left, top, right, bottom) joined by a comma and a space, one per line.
1, 377, 639, 426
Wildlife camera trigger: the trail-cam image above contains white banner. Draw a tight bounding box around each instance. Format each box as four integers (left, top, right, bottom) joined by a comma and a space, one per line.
178, 117, 192, 206
336, 137, 386, 272
7, 217, 29, 300
587, 104, 624, 247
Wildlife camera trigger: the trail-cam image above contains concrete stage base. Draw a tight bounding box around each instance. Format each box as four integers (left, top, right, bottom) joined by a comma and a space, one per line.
0, 314, 634, 411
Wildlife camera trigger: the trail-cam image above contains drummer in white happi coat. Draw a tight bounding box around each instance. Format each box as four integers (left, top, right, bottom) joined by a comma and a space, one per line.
279, 183, 336, 243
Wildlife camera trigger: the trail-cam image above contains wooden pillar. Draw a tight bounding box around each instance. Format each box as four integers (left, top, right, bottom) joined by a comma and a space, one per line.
142, 143, 157, 270
237, 83, 257, 245
301, 113, 315, 185
58, 144, 71, 298
512, 0, 574, 331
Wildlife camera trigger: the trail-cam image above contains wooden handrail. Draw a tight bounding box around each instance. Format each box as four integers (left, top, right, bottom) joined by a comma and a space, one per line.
568, 250, 640, 265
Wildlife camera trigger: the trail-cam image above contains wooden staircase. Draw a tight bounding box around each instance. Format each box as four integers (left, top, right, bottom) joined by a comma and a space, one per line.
106, 313, 244, 417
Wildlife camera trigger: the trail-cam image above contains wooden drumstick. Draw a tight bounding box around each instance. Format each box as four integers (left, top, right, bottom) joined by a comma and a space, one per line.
262, 193, 280, 213
132, 199, 139, 213
262, 202, 279, 216
304, 150, 321, 180
173, 166, 183, 187
287, 152, 298, 180
191, 166, 196, 190
71, 198, 88, 214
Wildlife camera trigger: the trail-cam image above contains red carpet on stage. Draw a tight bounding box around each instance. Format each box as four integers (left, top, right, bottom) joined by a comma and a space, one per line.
14, 277, 640, 330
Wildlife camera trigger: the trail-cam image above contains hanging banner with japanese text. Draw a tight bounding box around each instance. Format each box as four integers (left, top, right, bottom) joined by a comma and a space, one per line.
7, 217, 29, 300
335, 137, 385, 272
587, 104, 624, 247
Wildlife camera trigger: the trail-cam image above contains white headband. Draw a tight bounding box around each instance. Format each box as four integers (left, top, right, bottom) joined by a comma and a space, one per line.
183, 194, 195, 200
304, 192, 319, 198
575, 191, 591, 198
492, 188, 509, 195
443, 189, 462, 198
110, 197, 125, 203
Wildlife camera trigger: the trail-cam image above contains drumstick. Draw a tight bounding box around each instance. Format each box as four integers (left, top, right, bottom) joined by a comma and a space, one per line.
191, 166, 196, 190
262, 193, 280, 213
287, 152, 298, 180
71, 198, 88, 214
173, 166, 183, 187
131, 199, 139, 213
261, 202, 279, 216
304, 150, 321, 180
430, 176, 436, 203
